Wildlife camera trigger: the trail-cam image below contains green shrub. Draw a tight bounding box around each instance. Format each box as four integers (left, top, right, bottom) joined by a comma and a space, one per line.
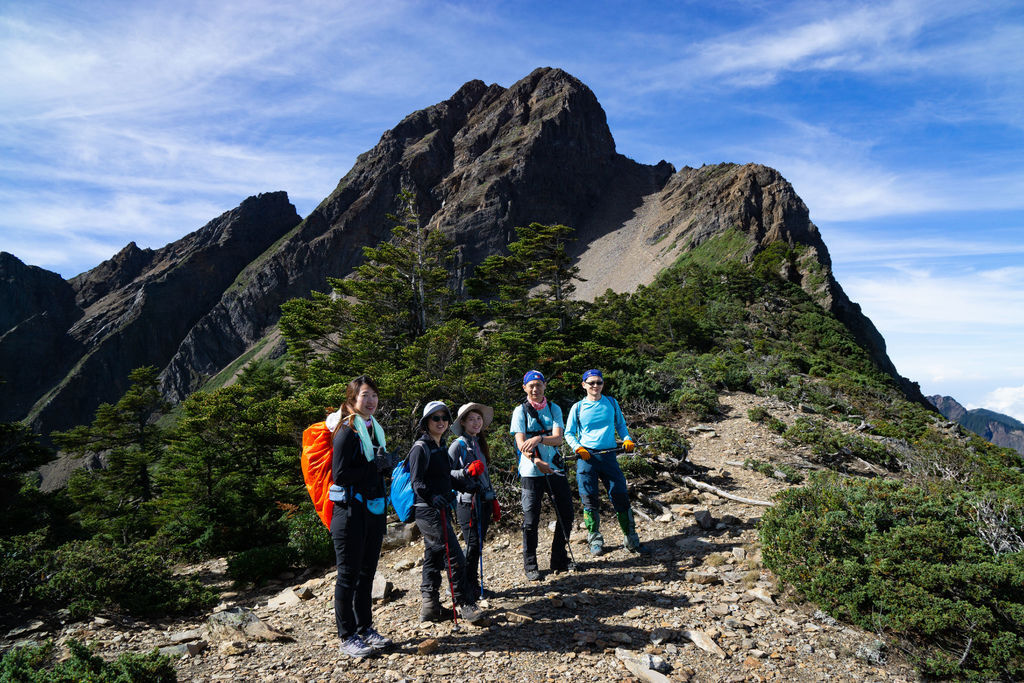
760, 473, 1024, 679
286, 505, 333, 567
743, 457, 803, 484
617, 454, 656, 479
747, 407, 770, 423
632, 426, 689, 460
226, 544, 295, 585
0, 530, 52, 606
0, 639, 176, 682
34, 539, 216, 620
783, 417, 894, 468
672, 383, 720, 419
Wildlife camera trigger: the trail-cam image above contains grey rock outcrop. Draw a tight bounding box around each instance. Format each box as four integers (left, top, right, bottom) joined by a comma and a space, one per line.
1, 193, 300, 436
3, 67, 920, 439
929, 395, 1024, 455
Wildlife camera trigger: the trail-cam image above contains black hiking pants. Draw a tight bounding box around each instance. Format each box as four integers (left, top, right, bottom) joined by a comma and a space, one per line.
456, 497, 492, 597
414, 504, 470, 604
330, 500, 386, 639
521, 474, 574, 572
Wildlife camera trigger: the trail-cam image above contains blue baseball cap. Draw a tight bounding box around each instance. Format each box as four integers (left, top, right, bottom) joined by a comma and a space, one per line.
582, 369, 603, 382
523, 370, 545, 384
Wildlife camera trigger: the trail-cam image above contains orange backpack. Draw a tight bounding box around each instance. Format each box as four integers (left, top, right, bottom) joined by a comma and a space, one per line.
301, 421, 335, 528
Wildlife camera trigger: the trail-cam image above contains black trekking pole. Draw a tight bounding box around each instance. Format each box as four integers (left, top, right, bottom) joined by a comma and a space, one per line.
473, 493, 485, 599
439, 505, 460, 631
542, 470, 577, 567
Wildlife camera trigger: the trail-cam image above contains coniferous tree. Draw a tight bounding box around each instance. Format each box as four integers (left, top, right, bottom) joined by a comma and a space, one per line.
281, 190, 458, 387
54, 367, 168, 545
156, 362, 295, 554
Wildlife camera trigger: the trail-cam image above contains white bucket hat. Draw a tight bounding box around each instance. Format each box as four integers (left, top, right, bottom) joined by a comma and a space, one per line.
450, 402, 494, 436
417, 400, 452, 432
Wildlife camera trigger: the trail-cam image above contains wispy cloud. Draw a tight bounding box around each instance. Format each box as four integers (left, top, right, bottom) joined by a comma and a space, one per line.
969, 385, 1024, 424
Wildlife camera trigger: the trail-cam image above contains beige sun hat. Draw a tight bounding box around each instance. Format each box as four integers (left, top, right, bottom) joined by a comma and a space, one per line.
450, 402, 494, 436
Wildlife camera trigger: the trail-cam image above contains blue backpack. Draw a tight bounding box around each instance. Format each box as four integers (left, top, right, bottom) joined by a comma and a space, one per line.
389, 457, 415, 522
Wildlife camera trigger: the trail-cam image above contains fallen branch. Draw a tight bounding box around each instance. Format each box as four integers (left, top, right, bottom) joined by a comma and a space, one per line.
672, 474, 774, 507
633, 490, 667, 513
632, 506, 655, 522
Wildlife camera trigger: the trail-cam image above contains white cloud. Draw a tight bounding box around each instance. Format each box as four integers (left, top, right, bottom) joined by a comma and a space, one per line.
970, 386, 1024, 424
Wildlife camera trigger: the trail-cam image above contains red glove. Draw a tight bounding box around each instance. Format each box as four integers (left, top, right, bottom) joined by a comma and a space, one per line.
466, 460, 485, 477
491, 499, 501, 522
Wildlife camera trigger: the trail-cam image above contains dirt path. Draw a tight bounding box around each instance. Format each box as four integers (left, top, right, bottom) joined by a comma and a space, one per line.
10, 392, 917, 682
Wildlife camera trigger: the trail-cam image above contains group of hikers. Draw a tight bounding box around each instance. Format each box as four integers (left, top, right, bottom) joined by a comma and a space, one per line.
326, 369, 650, 658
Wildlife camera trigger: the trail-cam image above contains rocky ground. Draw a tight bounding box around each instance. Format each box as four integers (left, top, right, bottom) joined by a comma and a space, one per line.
4, 392, 918, 682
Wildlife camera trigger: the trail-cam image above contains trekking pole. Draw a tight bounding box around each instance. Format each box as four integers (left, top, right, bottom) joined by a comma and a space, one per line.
473, 494, 485, 599
439, 505, 460, 631
542, 472, 577, 567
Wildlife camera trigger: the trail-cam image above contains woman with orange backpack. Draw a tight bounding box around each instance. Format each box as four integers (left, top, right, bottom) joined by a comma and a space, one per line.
327, 375, 395, 658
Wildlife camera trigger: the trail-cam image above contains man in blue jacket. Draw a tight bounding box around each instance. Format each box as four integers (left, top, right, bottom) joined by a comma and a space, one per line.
564, 369, 648, 556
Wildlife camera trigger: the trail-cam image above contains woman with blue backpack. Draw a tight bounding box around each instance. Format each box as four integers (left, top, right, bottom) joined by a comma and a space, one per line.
327, 375, 394, 658
448, 402, 500, 599
408, 400, 486, 625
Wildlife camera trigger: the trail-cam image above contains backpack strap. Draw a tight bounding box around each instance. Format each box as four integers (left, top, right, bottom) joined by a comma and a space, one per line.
522, 398, 552, 437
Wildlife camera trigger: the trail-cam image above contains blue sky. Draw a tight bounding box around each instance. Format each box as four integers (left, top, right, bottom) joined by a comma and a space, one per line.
2, 0, 1022, 420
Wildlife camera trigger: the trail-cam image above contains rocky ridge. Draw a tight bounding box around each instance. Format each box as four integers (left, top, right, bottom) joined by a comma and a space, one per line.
1, 67, 921, 443
1, 193, 300, 439
928, 395, 1024, 455
3, 393, 916, 682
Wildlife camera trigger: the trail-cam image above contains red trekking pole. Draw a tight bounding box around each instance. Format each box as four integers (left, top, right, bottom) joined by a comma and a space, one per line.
439, 506, 460, 631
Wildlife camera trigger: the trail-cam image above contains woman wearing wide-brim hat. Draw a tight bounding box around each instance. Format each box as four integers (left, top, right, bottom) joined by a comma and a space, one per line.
407, 401, 485, 625
448, 403, 499, 599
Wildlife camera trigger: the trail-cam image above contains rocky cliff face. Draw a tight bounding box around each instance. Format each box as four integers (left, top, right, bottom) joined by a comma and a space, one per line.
1, 193, 300, 436
928, 395, 1024, 455
928, 395, 968, 422
0, 253, 82, 422
3, 67, 919, 437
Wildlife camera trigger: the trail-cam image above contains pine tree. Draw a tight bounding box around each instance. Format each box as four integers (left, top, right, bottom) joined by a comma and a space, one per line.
467, 222, 586, 335
54, 367, 168, 545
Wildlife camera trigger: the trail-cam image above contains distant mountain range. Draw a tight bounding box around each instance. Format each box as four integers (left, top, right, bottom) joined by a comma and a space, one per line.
928, 395, 1024, 455
1, 67, 923, 439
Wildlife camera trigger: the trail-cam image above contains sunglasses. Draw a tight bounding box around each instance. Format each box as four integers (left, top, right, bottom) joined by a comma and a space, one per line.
429, 414, 450, 423
585, 380, 604, 386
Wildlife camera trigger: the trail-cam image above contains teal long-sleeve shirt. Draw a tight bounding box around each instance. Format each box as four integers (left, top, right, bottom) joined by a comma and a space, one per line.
564, 395, 629, 452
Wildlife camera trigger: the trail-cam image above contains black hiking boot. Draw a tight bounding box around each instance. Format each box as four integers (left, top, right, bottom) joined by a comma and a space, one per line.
419, 595, 453, 623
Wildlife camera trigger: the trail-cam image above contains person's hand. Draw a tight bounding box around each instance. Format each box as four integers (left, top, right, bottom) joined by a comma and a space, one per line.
575, 446, 591, 461
534, 458, 554, 475
431, 493, 452, 509
622, 439, 635, 453
466, 460, 485, 477
491, 499, 501, 522
523, 435, 543, 453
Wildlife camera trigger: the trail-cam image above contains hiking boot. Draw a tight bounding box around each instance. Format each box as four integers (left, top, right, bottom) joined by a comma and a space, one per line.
359, 627, 392, 651
419, 595, 453, 623
584, 511, 605, 557
525, 568, 543, 581
551, 561, 576, 574
339, 634, 374, 658
616, 510, 649, 554
624, 533, 651, 554
458, 602, 485, 625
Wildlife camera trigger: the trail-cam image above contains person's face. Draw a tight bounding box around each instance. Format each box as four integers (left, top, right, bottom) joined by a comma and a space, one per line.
427, 411, 450, 438
524, 380, 546, 402
461, 411, 483, 437
583, 376, 604, 400
354, 385, 378, 416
